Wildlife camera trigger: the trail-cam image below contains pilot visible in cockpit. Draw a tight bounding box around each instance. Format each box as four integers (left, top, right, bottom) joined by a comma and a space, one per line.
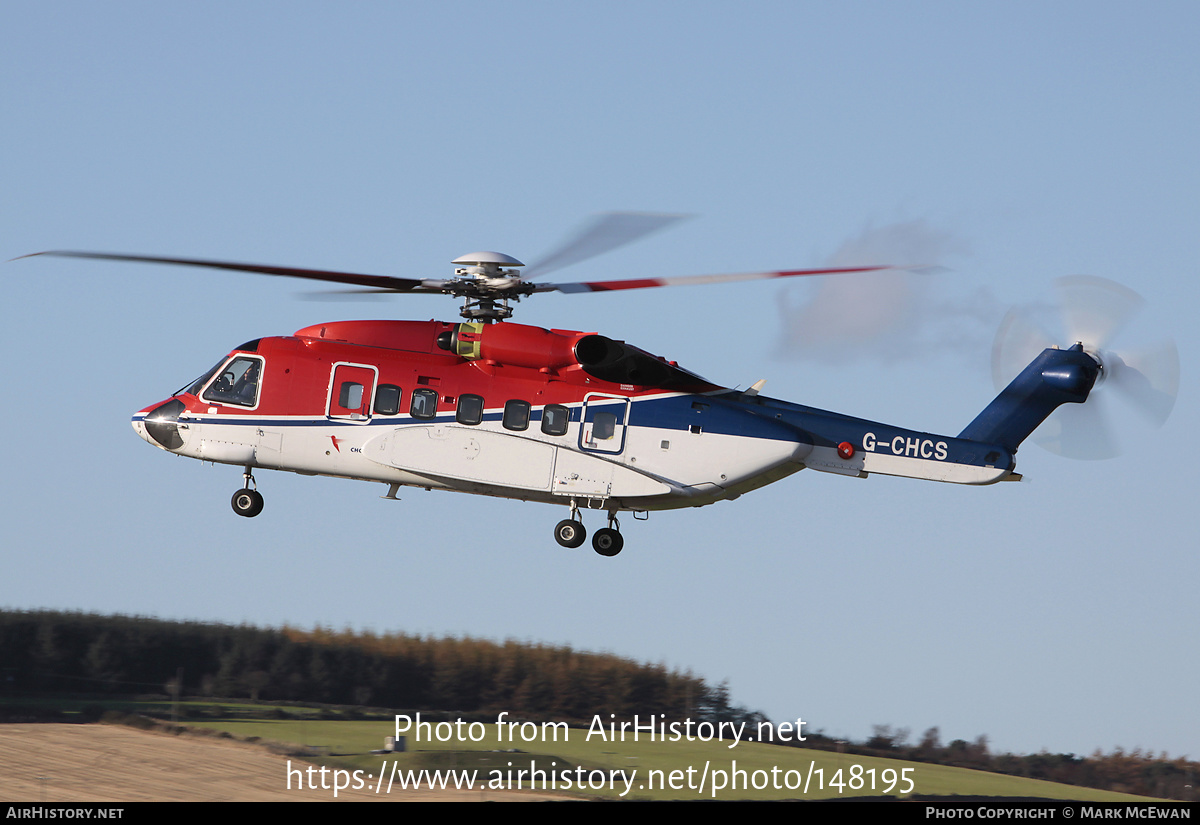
236, 362, 260, 404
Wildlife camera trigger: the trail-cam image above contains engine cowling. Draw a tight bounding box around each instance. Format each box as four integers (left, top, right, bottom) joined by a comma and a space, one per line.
435, 322, 697, 387
437, 322, 593, 369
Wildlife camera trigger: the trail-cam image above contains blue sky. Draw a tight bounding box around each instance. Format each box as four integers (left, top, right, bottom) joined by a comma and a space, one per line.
2, 2, 1197, 761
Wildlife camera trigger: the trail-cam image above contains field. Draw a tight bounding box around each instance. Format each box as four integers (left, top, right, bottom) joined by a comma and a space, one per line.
193, 716, 1154, 802
7, 717, 1161, 802
0, 701, 1164, 802
0, 723, 559, 802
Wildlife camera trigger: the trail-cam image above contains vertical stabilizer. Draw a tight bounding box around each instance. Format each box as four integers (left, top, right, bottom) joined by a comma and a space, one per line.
958, 345, 1099, 452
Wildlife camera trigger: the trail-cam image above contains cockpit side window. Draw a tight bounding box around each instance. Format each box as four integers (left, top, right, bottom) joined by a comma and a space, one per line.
202, 356, 264, 407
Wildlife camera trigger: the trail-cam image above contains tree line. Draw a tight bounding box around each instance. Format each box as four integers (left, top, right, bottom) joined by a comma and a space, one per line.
779, 724, 1197, 801
3, 609, 1193, 799
0, 609, 750, 721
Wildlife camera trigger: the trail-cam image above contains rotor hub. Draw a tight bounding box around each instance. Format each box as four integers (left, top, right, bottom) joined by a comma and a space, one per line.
447, 252, 529, 321
1074, 343, 1109, 389
451, 251, 525, 279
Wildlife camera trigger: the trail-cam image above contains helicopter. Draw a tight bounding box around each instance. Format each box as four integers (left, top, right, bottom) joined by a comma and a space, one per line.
21, 215, 1179, 556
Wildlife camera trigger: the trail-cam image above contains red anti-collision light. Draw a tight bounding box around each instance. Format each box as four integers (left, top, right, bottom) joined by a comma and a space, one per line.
837, 441, 855, 459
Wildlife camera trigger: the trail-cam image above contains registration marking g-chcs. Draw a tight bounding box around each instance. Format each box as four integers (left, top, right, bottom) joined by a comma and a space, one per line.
863, 432, 948, 461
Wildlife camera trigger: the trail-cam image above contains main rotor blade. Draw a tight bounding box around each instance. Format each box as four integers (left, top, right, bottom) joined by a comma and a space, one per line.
522, 212, 691, 280
297, 286, 453, 302
22, 251, 441, 293
535, 264, 890, 294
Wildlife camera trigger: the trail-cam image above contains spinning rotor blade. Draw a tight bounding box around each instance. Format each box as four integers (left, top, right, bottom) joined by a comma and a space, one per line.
18, 234, 899, 323
1056, 275, 1143, 351
992, 275, 1179, 460
991, 307, 1058, 391
1104, 341, 1180, 428
1030, 397, 1122, 462
522, 212, 690, 280
536, 264, 890, 295
21, 251, 447, 293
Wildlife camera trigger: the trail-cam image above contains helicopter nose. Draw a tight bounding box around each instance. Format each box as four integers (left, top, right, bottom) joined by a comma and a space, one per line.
135, 399, 187, 450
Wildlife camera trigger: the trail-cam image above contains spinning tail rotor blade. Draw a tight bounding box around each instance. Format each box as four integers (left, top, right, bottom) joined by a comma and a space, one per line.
1056, 275, 1143, 351
1105, 340, 1180, 427
991, 307, 1058, 392
1032, 396, 1122, 462
992, 275, 1179, 460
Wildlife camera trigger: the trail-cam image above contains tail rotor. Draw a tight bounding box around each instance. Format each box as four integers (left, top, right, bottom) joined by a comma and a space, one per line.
991, 275, 1179, 460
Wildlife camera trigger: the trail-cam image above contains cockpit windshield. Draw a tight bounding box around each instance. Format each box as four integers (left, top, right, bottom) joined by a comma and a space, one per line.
177, 360, 223, 397
201, 356, 263, 406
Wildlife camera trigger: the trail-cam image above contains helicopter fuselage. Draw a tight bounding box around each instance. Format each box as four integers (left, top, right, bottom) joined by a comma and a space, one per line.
21, 239, 1152, 556
133, 319, 1054, 547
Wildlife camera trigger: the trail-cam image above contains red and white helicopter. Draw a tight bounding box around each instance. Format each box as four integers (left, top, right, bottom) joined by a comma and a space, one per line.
23, 215, 1178, 556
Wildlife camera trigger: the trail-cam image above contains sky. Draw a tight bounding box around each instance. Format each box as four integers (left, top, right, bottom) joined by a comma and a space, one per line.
2, 2, 1197, 761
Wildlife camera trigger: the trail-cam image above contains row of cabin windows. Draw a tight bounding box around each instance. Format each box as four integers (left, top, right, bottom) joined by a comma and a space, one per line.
348, 382, 571, 436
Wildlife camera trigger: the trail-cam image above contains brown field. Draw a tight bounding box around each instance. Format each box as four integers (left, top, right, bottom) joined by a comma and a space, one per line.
0, 724, 567, 802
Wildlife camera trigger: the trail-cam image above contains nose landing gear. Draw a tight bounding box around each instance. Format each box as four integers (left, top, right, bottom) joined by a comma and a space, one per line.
231, 467, 264, 518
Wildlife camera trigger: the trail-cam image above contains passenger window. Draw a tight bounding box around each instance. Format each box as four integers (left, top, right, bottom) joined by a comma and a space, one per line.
339, 381, 364, 410
541, 404, 570, 436
456, 394, 484, 425
202, 357, 263, 407
592, 412, 616, 440
375, 384, 402, 416
503, 400, 531, 431
411, 388, 439, 419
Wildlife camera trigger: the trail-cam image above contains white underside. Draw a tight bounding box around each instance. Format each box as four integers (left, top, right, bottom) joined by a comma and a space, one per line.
134, 400, 810, 510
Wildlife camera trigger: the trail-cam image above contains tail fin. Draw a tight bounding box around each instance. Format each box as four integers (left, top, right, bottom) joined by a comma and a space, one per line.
958, 344, 1099, 452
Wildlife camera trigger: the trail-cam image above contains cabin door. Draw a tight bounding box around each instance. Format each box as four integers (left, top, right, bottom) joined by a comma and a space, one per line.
327, 362, 378, 423
579, 393, 630, 455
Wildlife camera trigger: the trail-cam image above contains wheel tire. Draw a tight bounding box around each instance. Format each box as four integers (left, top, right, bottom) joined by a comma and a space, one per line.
554, 519, 586, 548
231, 488, 264, 518
592, 527, 624, 557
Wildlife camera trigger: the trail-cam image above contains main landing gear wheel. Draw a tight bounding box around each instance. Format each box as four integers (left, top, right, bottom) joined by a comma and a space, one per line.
592, 527, 623, 557
231, 488, 264, 518
554, 519, 586, 548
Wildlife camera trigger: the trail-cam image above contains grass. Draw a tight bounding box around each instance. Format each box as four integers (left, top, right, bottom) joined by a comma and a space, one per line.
2, 697, 1163, 801
180, 715, 1157, 802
